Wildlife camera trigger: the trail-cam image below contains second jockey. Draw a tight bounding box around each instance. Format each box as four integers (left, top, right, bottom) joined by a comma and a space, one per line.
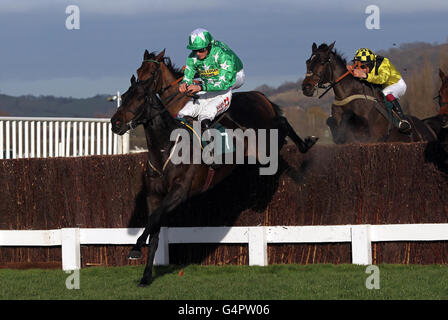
350, 48, 411, 133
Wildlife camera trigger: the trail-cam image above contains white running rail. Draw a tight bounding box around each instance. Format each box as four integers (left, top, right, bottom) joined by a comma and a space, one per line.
1, 224, 448, 270
0, 117, 129, 159
0, 91, 130, 159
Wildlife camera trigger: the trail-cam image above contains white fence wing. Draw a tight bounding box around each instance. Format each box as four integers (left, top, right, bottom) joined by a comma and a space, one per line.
0, 117, 129, 159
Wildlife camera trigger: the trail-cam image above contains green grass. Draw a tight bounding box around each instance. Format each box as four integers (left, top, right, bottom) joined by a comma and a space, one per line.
1, 264, 448, 300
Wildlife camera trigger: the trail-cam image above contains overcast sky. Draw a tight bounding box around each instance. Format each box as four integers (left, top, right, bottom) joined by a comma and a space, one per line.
0, 0, 447, 97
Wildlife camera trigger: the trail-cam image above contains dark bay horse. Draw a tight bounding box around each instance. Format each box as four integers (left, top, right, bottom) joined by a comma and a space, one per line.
134, 49, 318, 152
301, 42, 437, 144
423, 68, 448, 142
110, 70, 316, 286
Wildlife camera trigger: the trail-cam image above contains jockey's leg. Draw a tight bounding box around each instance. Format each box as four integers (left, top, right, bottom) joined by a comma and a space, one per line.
382, 79, 410, 133
177, 99, 202, 122
198, 89, 233, 126
196, 89, 233, 168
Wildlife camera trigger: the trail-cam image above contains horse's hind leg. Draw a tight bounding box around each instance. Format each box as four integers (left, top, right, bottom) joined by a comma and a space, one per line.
275, 116, 318, 153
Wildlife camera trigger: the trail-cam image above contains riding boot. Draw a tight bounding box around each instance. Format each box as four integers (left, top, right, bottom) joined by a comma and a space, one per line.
201, 119, 222, 170
386, 94, 411, 133
392, 100, 411, 133
183, 115, 195, 126
201, 119, 212, 138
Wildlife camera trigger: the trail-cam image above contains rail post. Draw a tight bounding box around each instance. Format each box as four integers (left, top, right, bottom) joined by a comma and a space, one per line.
351, 225, 372, 265
248, 227, 267, 266
61, 228, 81, 271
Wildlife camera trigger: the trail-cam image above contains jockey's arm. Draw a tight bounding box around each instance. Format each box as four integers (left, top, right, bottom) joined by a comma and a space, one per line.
180, 56, 197, 88
203, 52, 236, 91
363, 60, 392, 85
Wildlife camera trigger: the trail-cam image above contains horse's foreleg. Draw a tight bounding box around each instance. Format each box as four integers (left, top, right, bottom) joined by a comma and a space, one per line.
326, 116, 338, 137
329, 110, 354, 144
138, 180, 193, 287
128, 196, 161, 260
276, 116, 318, 153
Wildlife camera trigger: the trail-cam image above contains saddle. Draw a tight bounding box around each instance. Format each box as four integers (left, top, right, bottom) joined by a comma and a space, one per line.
176, 113, 237, 156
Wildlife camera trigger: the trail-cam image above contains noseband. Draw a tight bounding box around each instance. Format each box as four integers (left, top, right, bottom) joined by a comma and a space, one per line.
435, 93, 448, 109
305, 54, 335, 90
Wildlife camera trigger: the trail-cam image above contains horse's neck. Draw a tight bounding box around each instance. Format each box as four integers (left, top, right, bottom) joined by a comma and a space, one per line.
144, 107, 179, 168
160, 63, 192, 117
159, 63, 178, 94
331, 59, 374, 100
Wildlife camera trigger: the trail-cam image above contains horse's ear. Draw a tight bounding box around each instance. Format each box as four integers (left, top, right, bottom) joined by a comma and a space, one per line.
155, 49, 166, 61
144, 50, 150, 60
328, 41, 336, 51
440, 68, 446, 80
312, 42, 317, 52
130, 74, 136, 85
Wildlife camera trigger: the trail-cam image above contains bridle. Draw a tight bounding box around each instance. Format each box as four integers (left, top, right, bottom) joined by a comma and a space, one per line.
305, 52, 365, 99
304, 52, 343, 99
141, 58, 187, 106
305, 53, 335, 90
122, 56, 199, 130
434, 83, 448, 109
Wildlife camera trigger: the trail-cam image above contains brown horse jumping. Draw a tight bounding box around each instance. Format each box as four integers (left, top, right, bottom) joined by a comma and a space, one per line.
111, 51, 317, 286
301, 42, 437, 144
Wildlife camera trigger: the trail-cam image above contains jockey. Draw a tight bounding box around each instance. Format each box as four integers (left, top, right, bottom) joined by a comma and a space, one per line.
350, 48, 411, 133
178, 28, 245, 130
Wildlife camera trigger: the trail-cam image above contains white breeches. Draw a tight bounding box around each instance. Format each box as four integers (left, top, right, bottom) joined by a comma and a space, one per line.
178, 69, 245, 122
382, 78, 407, 99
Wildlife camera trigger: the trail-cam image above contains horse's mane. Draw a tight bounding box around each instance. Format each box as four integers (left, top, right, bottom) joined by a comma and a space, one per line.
317, 43, 347, 65
147, 51, 184, 79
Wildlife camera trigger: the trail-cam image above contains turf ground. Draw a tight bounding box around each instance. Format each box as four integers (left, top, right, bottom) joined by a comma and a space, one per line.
1, 264, 447, 300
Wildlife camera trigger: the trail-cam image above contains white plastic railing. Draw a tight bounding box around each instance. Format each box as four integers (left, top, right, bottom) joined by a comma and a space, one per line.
0, 117, 129, 159
1, 224, 448, 270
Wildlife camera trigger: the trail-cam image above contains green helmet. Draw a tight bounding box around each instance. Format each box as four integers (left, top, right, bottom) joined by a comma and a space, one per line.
186, 28, 214, 50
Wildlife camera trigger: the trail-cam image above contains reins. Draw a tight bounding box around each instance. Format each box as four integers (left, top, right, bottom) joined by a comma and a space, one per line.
142, 58, 187, 104
317, 60, 361, 99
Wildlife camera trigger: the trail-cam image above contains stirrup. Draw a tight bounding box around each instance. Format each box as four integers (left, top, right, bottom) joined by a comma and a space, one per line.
398, 119, 411, 132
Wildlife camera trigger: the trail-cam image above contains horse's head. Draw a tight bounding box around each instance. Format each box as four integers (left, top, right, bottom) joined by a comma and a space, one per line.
437, 68, 448, 109
302, 42, 336, 97
110, 75, 157, 135
136, 49, 166, 88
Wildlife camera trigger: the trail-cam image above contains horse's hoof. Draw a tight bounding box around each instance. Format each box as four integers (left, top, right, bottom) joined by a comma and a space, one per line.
128, 250, 142, 260
307, 136, 319, 145
138, 278, 151, 287
300, 136, 319, 153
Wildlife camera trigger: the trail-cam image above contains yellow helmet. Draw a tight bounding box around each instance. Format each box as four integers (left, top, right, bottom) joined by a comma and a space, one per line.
354, 48, 375, 63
